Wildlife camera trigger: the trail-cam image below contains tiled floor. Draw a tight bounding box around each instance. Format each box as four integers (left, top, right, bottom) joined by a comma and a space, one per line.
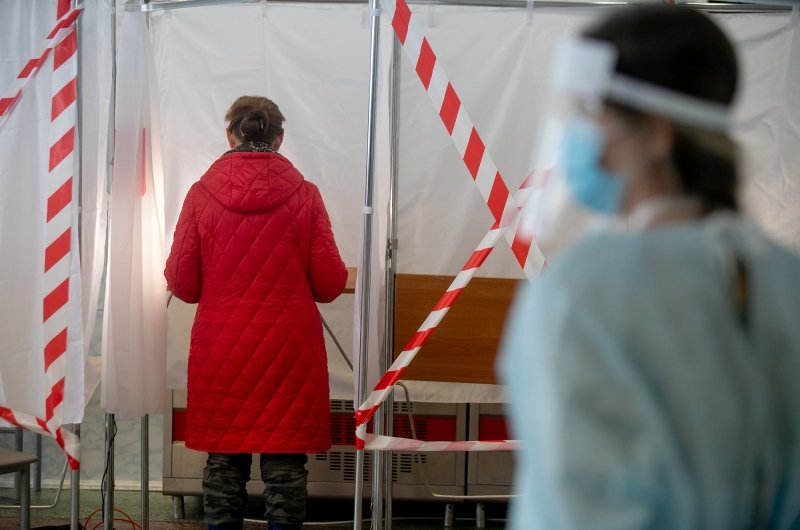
0, 488, 507, 529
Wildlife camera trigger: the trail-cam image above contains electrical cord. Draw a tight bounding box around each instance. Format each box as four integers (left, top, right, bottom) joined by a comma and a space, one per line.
99, 415, 117, 524
85, 506, 141, 530
321, 315, 352, 371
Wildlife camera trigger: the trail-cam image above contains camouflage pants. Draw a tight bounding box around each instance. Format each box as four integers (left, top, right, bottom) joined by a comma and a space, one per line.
203, 452, 308, 527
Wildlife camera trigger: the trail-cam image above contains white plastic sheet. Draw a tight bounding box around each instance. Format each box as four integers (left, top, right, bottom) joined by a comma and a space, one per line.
101, 11, 168, 417
153, 5, 799, 403
78, 0, 114, 400
720, 11, 800, 251
153, 3, 391, 396
0, 0, 85, 424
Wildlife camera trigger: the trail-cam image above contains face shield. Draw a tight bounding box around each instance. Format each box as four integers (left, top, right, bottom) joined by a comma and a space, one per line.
520, 37, 732, 257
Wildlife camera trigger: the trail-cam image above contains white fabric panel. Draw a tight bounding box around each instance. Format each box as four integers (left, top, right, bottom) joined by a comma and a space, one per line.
718, 11, 800, 252
155, 4, 385, 397
395, 7, 595, 278
0, 1, 85, 422
155, 4, 374, 261
101, 12, 168, 417
78, 0, 114, 403
0, 3, 54, 418
156, 5, 800, 404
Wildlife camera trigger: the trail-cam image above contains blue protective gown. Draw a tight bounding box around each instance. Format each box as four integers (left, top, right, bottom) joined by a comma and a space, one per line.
499, 216, 800, 530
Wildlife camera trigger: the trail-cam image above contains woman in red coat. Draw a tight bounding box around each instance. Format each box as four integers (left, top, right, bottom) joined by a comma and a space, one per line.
165, 96, 348, 530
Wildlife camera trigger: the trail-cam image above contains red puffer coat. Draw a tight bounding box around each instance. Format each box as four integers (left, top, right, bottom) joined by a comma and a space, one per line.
165, 148, 347, 454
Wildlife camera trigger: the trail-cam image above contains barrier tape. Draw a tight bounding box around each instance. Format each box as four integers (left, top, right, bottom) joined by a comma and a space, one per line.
354, 0, 559, 450
364, 433, 519, 452
355, 225, 502, 448
42, 0, 81, 469
355, 170, 553, 450
0, 1, 82, 470
0, 406, 79, 470
0, 5, 83, 131
383, 0, 546, 278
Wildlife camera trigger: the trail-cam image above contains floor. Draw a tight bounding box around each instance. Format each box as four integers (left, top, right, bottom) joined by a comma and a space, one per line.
0, 487, 507, 529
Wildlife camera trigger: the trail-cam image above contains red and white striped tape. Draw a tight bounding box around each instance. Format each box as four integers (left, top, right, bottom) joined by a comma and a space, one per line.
383, 0, 545, 278
43, 0, 80, 459
0, 5, 82, 130
355, 225, 503, 448
355, 176, 545, 449
354, 1, 562, 451
0, 1, 82, 469
365, 433, 519, 452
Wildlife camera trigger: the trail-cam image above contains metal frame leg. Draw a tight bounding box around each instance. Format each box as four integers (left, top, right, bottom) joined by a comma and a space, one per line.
20, 466, 30, 530
141, 415, 149, 530
13, 428, 23, 502
103, 413, 115, 530
172, 495, 185, 520
70, 424, 81, 530
444, 503, 454, 527
33, 434, 42, 493
476, 502, 486, 529
70, 467, 80, 530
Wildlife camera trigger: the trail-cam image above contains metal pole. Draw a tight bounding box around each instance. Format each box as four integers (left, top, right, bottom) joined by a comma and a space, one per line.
139, 1, 152, 528
70, 425, 80, 530
104, 2, 117, 527
13, 428, 22, 502
71, 0, 83, 520
34, 435, 42, 492
20, 466, 30, 530
107, 0, 117, 196
123, 0, 794, 14
354, 0, 382, 528
141, 415, 149, 530
103, 413, 115, 530
381, 33, 402, 530
372, 411, 385, 530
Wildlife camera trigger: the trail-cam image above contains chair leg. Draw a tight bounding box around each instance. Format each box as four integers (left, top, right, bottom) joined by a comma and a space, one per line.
444, 503, 454, 527
476, 502, 486, 529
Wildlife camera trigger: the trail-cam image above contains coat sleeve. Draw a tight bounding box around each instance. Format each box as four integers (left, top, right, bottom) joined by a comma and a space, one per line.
165, 185, 203, 303
307, 186, 348, 303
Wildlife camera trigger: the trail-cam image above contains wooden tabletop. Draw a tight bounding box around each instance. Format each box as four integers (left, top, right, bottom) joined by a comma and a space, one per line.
344, 266, 357, 294
0, 447, 37, 473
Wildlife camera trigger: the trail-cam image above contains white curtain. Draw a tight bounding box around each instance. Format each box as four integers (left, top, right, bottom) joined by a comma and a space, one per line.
0, 0, 85, 432
101, 11, 168, 418
154, 3, 391, 397
78, 0, 114, 404
153, 5, 800, 403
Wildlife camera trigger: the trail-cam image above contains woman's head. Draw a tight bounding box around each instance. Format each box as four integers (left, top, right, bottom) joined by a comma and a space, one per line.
225, 96, 285, 149
582, 6, 740, 214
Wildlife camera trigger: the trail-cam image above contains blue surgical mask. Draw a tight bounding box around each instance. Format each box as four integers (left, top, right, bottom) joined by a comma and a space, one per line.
560, 118, 624, 214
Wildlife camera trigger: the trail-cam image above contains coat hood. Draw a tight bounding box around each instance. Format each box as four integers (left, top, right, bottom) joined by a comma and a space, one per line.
200, 151, 304, 212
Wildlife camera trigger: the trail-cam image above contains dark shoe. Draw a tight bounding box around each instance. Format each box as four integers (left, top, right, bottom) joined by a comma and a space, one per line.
267, 524, 302, 530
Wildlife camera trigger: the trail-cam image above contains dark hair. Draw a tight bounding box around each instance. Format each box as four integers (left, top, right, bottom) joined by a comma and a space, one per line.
225, 96, 285, 146
583, 6, 740, 212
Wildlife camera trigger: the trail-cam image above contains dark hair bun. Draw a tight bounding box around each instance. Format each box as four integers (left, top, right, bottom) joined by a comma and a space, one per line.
238, 110, 270, 143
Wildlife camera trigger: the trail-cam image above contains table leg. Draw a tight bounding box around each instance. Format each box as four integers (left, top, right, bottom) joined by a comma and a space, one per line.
20, 466, 30, 530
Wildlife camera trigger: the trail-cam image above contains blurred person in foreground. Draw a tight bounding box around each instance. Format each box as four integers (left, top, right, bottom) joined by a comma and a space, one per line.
499, 6, 800, 530
165, 96, 348, 530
